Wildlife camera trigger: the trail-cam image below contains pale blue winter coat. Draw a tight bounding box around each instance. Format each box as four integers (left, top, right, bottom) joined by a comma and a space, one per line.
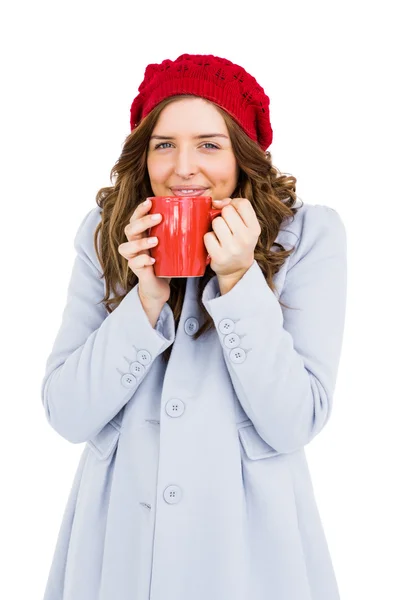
40, 200, 347, 600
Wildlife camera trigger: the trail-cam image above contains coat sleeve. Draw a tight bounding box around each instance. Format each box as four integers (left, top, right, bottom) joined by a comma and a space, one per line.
41, 207, 176, 444
202, 204, 347, 454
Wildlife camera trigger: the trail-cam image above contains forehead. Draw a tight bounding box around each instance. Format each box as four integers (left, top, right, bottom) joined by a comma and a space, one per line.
152, 97, 228, 136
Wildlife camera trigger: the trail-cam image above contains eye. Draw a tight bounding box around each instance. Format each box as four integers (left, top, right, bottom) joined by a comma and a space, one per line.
154, 142, 173, 150
154, 142, 219, 150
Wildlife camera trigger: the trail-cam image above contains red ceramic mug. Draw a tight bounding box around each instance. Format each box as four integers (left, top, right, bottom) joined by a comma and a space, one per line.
147, 196, 222, 278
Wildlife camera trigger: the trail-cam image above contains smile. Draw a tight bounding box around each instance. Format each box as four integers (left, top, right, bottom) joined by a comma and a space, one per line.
171, 189, 209, 196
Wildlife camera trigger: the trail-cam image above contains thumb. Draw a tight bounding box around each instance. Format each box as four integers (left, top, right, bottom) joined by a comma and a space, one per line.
213, 198, 231, 206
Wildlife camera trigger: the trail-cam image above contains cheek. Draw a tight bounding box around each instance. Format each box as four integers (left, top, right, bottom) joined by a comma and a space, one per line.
147, 157, 169, 181
214, 168, 236, 187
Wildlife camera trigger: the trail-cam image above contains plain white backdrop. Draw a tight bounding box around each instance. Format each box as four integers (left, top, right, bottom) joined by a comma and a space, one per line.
1, 0, 399, 598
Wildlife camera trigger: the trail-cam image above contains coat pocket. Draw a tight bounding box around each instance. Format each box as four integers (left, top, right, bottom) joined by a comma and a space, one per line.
87, 419, 121, 460
237, 421, 280, 459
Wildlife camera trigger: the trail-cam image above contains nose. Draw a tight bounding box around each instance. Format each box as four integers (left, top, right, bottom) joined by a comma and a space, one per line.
174, 148, 198, 179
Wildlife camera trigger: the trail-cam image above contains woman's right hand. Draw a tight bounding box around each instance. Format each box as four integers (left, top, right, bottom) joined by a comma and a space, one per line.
118, 198, 171, 304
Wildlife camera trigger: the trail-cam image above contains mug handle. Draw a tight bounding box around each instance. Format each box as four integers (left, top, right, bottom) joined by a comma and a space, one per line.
206, 208, 222, 265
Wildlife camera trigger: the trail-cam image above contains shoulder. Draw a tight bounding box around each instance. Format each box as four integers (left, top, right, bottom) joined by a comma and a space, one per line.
279, 202, 347, 268
73, 205, 103, 274
279, 200, 346, 238
277, 201, 346, 246
273, 202, 347, 273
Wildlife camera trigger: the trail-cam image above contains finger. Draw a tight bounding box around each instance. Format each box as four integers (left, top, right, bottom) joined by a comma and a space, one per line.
228, 198, 256, 229
219, 203, 251, 234
211, 215, 233, 244
125, 212, 161, 240
204, 231, 222, 255
211, 205, 241, 236
136, 198, 152, 217
125, 199, 152, 233
128, 253, 156, 270
119, 236, 158, 258
212, 197, 231, 208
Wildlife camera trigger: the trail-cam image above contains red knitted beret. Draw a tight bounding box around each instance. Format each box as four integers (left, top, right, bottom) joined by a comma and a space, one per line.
130, 53, 273, 151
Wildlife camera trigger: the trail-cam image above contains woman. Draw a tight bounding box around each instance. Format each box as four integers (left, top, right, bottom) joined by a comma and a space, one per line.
41, 53, 347, 600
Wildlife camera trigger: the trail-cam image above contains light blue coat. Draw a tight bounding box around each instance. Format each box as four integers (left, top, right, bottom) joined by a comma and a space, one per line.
41, 200, 347, 600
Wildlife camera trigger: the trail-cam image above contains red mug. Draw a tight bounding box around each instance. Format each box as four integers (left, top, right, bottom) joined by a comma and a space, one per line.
147, 196, 222, 277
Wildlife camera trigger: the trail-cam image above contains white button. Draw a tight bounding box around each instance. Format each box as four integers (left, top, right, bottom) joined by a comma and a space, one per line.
184, 317, 199, 335
223, 332, 240, 348
121, 373, 137, 388
229, 347, 246, 364
165, 398, 185, 417
218, 318, 235, 334
130, 361, 145, 377
137, 349, 152, 365
163, 485, 182, 504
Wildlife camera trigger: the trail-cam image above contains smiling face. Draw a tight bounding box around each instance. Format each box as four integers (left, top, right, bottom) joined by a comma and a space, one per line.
146, 97, 239, 201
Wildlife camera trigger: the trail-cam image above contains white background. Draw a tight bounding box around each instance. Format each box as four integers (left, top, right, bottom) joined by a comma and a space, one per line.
1, 0, 399, 598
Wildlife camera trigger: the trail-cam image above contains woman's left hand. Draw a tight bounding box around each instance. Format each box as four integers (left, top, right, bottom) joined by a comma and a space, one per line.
204, 197, 262, 279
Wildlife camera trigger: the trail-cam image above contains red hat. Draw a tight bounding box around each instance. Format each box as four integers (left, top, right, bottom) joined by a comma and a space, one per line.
130, 53, 273, 151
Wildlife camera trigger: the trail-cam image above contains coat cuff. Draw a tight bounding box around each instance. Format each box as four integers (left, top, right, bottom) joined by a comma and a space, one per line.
202, 259, 281, 328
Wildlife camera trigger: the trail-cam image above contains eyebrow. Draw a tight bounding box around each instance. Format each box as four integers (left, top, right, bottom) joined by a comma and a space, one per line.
150, 133, 229, 141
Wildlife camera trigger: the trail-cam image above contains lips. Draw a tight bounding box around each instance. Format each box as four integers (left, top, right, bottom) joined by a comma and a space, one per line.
171, 189, 209, 196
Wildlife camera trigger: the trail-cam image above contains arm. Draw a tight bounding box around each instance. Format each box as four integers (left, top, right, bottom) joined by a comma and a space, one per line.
41, 207, 175, 444
218, 272, 247, 296
139, 292, 166, 328
202, 205, 347, 454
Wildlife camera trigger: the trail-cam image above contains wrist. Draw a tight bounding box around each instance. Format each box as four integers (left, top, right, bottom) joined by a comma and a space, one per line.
138, 289, 169, 307
217, 268, 248, 295
217, 274, 242, 295
138, 292, 167, 329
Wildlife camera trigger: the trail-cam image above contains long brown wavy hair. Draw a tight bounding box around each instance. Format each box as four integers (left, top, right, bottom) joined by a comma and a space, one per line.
93, 95, 303, 364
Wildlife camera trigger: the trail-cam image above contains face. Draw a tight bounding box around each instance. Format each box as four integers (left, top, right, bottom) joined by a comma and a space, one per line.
146, 97, 239, 201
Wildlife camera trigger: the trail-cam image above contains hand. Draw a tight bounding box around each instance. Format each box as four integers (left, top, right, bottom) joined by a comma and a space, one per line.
204, 197, 261, 280
118, 199, 171, 304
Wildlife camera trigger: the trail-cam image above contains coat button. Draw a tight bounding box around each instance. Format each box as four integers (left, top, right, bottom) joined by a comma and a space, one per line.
163, 485, 182, 504
218, 318, 235, 334
223, 332, 240, 348
136, 349, 152, 365
130, 361, 145, 377
229, 347, 246, 364
184, 317, 199, 335
165, 398, 185, 417
121, 373, 137, 388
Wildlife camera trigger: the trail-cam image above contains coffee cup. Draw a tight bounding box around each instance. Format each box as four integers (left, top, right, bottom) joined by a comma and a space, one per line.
147, 195, 222, 277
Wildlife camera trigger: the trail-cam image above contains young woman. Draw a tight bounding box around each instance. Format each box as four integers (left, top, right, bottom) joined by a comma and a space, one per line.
41, 53, 347, 600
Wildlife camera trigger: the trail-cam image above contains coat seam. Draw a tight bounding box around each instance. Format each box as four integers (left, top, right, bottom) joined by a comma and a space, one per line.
287, 455, 313, 598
